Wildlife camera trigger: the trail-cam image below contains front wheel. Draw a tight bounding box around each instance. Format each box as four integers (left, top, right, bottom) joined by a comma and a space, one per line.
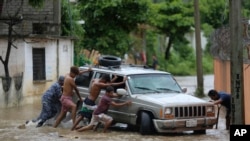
139, 112, 155, 135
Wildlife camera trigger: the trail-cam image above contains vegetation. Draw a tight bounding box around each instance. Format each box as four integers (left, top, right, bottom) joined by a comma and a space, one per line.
9, 0, 250, 76
149, 0, 194, 60
76, 0, 150, 57
25, 0, 250, 76
61, 0, 86, 66
28, 0, 45, 8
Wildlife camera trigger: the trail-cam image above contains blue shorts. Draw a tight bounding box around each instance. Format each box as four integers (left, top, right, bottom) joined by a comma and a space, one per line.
78, 97, 96, 119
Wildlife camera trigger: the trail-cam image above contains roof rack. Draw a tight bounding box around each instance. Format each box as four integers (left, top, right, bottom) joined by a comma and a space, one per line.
120, 64, 152, 69
82, 63, 152, 70
91, 64, 121, 70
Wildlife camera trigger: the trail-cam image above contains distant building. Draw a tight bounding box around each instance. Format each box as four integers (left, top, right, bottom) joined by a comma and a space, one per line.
0, 0, 74, 108
185, 28, 208, 50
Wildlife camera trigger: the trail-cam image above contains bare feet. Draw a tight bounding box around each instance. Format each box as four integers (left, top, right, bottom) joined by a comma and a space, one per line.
75, 125, 83, 130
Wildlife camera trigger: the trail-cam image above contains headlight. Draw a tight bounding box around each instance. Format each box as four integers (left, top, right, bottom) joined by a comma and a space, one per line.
207, 106, 214, 113
165, 107, 172, 114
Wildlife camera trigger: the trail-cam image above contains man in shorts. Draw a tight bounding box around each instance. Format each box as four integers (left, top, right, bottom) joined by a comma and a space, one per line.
53, 66, 91, 128
71, 74, 127, 130
76, 86, 131, 133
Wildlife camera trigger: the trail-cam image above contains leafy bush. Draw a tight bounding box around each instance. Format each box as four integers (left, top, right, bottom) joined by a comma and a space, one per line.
158, 41, 213, 75
74, 54, 91, 66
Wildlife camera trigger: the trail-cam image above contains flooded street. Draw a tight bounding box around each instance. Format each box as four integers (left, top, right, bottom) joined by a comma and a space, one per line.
0, 75, 229, 141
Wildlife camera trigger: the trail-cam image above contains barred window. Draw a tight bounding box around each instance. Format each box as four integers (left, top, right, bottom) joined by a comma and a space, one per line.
32, 48, 46, 80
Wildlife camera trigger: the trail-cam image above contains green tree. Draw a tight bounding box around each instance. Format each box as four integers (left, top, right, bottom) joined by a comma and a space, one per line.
149, 0, 193, 60
199, 0, 229, 29
28, 0, 45, 8
77, 0, 150, 56
61, 0, 86, 65
242, 0, 250, 18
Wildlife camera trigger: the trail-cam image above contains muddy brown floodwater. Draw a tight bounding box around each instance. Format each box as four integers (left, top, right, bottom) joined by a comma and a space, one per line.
0, 75, 230, 141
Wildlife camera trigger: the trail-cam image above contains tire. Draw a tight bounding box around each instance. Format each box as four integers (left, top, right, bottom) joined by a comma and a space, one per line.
127, 124, 139, 132
98, 55, 122, 67
139, 112, 155, 135
193, 129, 206, 134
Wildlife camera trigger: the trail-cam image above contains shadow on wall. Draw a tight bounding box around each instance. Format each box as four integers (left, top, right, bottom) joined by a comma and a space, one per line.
0, 72, 23, 108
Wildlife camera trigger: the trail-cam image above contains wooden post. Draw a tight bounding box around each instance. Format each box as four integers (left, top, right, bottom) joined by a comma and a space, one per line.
194, 0, 204, 97
229, 0, 245, 124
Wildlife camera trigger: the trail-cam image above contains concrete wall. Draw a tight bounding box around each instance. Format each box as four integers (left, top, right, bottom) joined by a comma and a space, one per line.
0, 0, 61, 35
0, 37, 73, 108
185, 30, 208, 50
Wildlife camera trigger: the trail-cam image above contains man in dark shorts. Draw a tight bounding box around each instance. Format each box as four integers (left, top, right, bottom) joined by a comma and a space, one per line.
71, 74, 126, 130
208, 89, 231, 130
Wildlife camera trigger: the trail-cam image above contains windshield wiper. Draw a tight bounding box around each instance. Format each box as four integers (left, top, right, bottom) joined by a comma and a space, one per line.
134, 86, 160, 93
156, 88, 181, 93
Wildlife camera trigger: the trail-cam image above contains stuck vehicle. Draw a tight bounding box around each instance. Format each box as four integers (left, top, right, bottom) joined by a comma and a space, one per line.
74, 56, 217, 135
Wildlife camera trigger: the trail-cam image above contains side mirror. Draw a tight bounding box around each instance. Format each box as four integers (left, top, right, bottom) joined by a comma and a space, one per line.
117, 88, 128, 96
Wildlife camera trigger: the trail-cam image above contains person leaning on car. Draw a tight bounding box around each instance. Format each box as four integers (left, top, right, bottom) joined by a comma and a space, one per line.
208, 89, 231, 130
33, 76, 64, 127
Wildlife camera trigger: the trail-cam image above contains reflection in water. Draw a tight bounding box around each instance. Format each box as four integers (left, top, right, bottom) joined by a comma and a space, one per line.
0, 75, 229, 141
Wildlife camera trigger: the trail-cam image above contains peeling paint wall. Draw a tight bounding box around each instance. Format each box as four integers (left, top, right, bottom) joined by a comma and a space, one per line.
0, 38, 73, 108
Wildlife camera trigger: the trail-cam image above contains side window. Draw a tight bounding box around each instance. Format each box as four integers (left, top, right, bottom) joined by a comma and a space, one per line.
75, 70, 93, 87
94, 72, 103, 79
112, 75, 125, 92
94, 72, 125, 92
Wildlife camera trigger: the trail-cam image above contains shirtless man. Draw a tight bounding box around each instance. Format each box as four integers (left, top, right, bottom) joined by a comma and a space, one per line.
71, 74, 126, 130
53, 66, 91, 128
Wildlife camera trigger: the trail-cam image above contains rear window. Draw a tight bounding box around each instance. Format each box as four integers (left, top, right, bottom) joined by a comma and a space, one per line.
75, 71, 93, 87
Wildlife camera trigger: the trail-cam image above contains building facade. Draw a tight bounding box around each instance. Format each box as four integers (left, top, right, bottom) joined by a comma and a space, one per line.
0, 0, 74, 108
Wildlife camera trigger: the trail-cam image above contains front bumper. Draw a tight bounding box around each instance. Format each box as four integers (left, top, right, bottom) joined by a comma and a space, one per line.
153, 117, 217, 133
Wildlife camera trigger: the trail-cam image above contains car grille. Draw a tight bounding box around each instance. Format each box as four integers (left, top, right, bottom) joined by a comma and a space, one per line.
174, 106, 206, 118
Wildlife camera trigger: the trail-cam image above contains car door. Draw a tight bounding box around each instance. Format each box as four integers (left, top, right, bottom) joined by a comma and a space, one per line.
91, 71, 132, 123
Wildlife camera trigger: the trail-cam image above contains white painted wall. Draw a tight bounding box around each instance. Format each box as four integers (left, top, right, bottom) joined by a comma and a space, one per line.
0, 37, 74, 108
185, 30, 208, 50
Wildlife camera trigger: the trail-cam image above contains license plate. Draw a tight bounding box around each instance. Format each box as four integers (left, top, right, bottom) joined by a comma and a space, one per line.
186, 119, 197, 127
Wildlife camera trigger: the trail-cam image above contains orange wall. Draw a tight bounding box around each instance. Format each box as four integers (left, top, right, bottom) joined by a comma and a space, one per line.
214, 59, 250, 124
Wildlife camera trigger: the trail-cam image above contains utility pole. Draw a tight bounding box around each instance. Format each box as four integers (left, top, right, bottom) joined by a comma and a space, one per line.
229, 0, 245, 124
194, 0, 204, 97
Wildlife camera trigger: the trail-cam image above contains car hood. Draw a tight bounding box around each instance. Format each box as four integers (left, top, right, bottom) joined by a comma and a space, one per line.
133, 93, 208, 106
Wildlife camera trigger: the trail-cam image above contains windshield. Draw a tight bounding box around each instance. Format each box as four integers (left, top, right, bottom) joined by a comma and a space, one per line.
127, 74, 182, 94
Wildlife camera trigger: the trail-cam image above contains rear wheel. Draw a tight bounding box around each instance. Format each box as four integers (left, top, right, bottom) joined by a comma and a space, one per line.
139, 112, 155, 135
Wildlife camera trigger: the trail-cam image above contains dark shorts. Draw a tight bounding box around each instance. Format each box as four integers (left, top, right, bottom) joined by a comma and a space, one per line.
78, 97, 96, 119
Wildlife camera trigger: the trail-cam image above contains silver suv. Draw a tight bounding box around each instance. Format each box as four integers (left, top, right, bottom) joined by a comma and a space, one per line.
75, 64, 217, 135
